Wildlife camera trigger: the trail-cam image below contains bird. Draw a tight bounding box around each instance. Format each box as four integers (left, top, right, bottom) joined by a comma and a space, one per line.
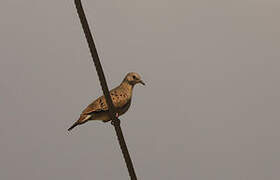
68, 72, 145, 131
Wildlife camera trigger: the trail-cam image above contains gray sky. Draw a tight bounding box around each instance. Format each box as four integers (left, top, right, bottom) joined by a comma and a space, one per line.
1, 0, 280, 179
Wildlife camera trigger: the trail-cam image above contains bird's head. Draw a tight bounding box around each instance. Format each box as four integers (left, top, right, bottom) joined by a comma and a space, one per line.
123, 72, 145, 86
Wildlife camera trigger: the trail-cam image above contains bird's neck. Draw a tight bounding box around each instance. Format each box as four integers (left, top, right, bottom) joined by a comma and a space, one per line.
120, 81, 134, 93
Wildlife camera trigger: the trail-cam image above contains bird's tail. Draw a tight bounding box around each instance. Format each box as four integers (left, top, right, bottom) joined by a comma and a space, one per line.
68, 114, 92, 131
68, 121, 79, 131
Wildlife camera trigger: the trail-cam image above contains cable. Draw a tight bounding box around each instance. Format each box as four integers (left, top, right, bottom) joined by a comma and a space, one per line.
74, 1, 137, 179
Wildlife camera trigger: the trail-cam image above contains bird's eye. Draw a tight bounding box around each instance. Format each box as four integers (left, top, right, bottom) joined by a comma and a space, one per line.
132, 75, 136, 79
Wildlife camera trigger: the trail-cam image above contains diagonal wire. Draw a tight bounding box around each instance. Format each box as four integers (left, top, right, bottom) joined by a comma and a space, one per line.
74, 0, 137, 179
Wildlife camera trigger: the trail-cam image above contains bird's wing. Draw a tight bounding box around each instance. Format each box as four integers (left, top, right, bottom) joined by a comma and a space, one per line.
81, 87, 130, 115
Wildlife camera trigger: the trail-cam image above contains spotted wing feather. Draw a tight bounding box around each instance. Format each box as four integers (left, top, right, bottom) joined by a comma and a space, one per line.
82, 87, 130, 115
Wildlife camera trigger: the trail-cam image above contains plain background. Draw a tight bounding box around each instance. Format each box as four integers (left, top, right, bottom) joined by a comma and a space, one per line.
1, 0, 280, 179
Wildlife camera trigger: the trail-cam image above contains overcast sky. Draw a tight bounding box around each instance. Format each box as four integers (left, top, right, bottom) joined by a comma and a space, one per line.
1, 0, 280, 179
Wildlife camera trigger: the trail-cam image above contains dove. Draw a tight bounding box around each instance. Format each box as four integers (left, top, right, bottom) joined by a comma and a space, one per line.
68, 72, 145, 131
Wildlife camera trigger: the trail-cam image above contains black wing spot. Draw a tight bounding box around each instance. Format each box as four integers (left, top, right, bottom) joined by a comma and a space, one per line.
111, 91, 116, 96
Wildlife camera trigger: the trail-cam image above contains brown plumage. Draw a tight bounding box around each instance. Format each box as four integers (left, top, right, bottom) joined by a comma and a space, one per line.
68, 72, 145, 131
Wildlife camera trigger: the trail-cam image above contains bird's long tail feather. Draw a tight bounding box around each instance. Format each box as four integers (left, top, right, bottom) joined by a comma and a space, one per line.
68, 121, 79, 131
68, 114, 92, 131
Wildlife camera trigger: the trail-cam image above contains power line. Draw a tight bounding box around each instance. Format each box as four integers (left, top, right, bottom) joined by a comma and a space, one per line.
74, 1, 138, 179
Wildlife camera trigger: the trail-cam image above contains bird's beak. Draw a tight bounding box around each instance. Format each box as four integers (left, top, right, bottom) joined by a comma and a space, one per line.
139, 80, 145, 86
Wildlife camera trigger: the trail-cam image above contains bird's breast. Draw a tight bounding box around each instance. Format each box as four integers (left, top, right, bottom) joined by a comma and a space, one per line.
117, 99, 132, 116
